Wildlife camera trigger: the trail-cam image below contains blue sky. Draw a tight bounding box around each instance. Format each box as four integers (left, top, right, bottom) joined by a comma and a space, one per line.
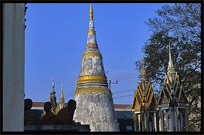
25, 3, 171, 105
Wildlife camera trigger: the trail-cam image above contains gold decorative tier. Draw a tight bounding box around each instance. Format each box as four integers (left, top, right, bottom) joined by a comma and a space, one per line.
75, 87, 111, 95
86, 43, 98, 47
88, 29, 95, 34
78, 75, 107, 83
82, 52, 102, 58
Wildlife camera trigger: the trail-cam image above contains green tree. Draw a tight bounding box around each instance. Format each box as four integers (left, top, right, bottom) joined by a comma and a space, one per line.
135, 3, 201, 131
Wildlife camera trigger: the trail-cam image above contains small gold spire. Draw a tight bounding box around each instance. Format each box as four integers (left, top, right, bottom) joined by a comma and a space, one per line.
142, 54, 145, 71
60, 83, 64, 99
167, 42, 176, 81
48, 88, 51, 102
141, 54, 146, 77
89, 3, 93, 20
169, 42, 172, 62
52, 77, 54, 88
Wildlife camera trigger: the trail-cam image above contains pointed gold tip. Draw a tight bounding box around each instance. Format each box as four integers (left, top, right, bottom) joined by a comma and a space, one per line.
142, 54, 145, 70
141, 54, 146, 79
52, 77, 54, 87
61, 83, 64, 98
89, 3, 93, 20
169, 42, 172, 61
169, 42, 171, 51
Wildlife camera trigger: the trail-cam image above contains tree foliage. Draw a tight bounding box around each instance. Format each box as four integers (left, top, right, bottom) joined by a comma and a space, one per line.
135, 3, 201, 131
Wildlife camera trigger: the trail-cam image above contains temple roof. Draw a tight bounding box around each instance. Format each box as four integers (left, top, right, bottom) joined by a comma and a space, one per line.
132, 81, 157, 112
131, 56, 157, 112
157, 43, 188, 106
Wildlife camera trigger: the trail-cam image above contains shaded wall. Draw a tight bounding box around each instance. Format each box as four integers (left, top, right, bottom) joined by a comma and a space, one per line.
3, 3, 25, 131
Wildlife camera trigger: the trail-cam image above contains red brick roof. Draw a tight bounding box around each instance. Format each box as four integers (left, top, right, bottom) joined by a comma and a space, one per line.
32, 102, 131, 109
32, 102, 44, 107
114, 104, 131, 109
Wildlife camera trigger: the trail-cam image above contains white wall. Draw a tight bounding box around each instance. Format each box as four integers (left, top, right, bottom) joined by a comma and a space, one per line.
3, 3, 25, 131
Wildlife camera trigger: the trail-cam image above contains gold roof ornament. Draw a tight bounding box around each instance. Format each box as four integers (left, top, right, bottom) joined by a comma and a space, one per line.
87, 3, 96, 43
169, 43, 172, 62
60, 83, 64, 99
52, 76, 55, 92
167, 43, 176, 83
141, 54, 147, 82
141, 54, 146, 77
89, 3, 93, 20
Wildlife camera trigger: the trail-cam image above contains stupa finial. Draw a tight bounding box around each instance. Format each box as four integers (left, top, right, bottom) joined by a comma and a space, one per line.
60, 83, 64, 99
141, 54, 146, 81
52, 77, 54, 88
90, 3, 93, 20
169, 42, 172, 62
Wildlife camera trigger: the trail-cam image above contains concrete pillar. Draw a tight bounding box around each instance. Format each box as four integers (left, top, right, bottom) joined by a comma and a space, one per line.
158, 109, 161, 131
146, 112, 149, 131
185, 108, 189, 131
141, 113, 145, 131
175, 107, 178, 131
144, 112, 146, 131
163, 110, 167, 131
3, 3, 25, 132
180, 110, 183, 131
170, 107, 174, 131
161, 110, 164, 131
138, 113, 141, 131
133, 113, 138, 132
166, 111, 169, 131
154, 113, 157, 131
149, 119, 152, 131
178, 111, 181, 131
159, 117, 161, 131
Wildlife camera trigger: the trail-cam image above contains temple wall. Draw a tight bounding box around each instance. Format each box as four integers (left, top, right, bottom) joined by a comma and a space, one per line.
3, 3, 25, 131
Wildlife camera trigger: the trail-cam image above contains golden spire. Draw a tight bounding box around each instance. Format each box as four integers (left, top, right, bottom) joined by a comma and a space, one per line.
52, 77, 54, 87
87, 3, 96, 44
60, 83, 64, 99
167, 42, 176, 84
89, 3, 93, 20
167, 43, 175, 74
48, 88, 51, 102
141, 54, 146, 78
52, 76, 55, 92
169, 42, 172, 62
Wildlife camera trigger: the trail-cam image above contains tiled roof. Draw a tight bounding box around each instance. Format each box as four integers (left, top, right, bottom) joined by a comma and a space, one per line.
32, 102, 44, 107
32, 102, 132, 109
114, 104, 131, 109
